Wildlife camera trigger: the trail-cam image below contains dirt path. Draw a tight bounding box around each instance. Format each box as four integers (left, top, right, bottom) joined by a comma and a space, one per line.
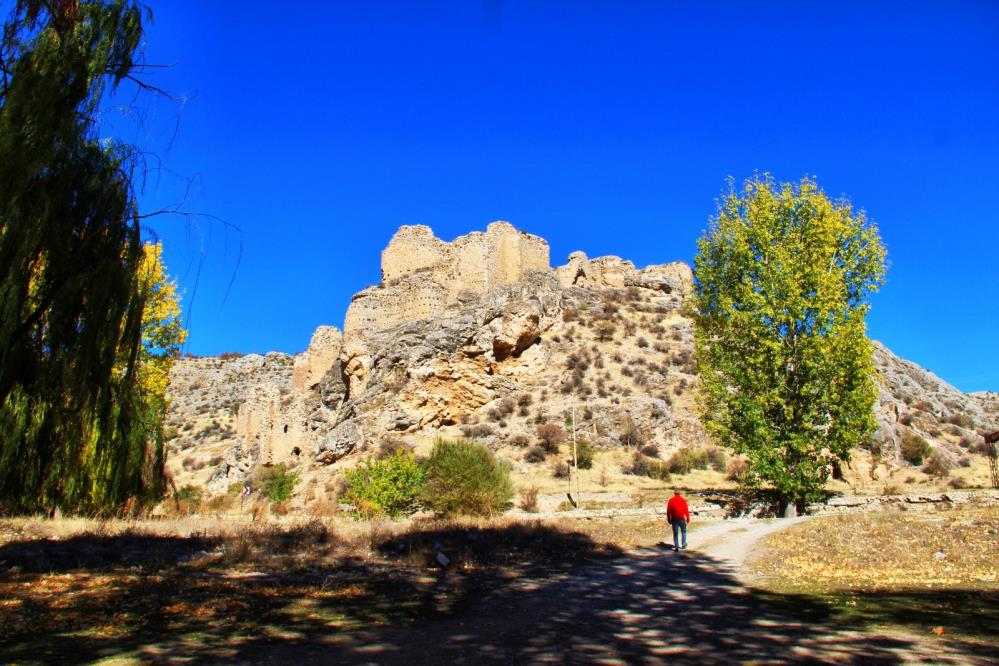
249, 518, 993, 665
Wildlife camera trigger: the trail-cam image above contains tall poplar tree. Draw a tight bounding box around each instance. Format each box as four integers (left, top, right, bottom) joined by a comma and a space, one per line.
0, 0, 174, 514
693, 175, 887, 507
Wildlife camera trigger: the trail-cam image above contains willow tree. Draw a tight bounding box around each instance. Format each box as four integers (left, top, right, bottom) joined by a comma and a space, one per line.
0, 0, 176, 514
693, 175, 887, 507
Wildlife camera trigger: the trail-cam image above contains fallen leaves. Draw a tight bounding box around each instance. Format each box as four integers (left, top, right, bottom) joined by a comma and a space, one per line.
753, 507, 999, 592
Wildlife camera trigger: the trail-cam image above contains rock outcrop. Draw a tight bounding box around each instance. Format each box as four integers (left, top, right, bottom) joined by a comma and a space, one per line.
164, 221, 999, 504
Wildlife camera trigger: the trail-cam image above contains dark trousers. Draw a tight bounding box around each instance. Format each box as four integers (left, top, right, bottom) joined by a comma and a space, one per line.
671, 518, 687, 549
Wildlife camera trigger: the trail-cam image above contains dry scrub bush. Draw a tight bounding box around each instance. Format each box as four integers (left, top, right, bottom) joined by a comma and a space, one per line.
508, 433, 530, 448
524, 446, 547, 463
537, 423, 565, 454
726, 458, 749, 482
519, 487, 539, 512
901, 433, 932, 465
923, 448, 956, 478
640, 444, 660, 458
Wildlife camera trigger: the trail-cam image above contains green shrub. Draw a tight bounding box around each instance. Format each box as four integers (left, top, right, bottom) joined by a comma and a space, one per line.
624, 452, 671, 481
422, 438, 514, 516
255, 464, 300, 502
176, 484, 203, 503
667, 447, 710, 475
344, 451, 426, 518
572, 438, 595, 470
900, 433, 932, 466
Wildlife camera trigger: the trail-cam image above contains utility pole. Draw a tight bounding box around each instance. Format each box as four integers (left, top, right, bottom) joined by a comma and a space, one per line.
572, 403, 583, 504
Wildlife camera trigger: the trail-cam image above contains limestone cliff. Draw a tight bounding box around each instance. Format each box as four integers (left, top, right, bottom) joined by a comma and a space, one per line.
164, 221, 999, 504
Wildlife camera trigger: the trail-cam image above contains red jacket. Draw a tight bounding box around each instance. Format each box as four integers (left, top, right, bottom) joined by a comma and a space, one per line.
667, 495, 690, 524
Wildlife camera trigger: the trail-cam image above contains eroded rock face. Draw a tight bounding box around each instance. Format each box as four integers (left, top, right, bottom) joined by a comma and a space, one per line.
342, 271, 564, 432
168, 220, 996, 500
316, 419, 360, 464
870, 341, 999, 466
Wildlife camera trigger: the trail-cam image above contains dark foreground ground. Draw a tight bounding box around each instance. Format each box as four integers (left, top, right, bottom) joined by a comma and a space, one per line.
0, 516, 995, 665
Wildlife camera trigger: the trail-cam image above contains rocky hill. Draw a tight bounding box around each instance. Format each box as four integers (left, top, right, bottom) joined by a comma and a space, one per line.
164, 222, 998, 508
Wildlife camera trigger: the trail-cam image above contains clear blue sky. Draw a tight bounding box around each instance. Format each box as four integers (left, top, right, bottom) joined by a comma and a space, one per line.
118, 1, 998, 392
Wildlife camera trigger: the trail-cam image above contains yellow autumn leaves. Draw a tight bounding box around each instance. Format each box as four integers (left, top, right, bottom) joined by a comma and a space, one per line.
133, 241, 187, 402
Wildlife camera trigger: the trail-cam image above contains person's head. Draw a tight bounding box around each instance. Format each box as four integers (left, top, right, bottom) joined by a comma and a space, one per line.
673, 489, 682, 496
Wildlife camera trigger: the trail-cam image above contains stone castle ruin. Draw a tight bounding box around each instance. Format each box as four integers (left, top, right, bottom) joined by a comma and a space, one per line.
345, 221, 550, 336
207, 221, 699, 491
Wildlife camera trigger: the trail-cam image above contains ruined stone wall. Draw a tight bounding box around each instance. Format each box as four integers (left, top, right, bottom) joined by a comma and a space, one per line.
346, 221, 552, 337
291, 325, 343, 391
380, 225, 449, 283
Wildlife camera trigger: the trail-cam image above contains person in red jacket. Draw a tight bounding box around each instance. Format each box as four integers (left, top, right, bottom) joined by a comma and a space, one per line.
666, 489, 691, 551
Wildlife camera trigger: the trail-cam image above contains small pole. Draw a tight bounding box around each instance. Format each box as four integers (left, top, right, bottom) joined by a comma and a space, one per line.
572, 404, 579, 509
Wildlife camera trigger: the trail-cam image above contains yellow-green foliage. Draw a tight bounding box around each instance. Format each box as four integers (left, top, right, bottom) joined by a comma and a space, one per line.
0, 1, 184, 515
132, 242, 187, 402
254, 464, 300, 503
344, 451, 425, 518
694, 175, 886, 503
901, 433, 932, 466
422, 438, 514, 517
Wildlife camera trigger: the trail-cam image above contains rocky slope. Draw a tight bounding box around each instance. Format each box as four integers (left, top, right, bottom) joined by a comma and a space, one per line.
164, 222, 998, 506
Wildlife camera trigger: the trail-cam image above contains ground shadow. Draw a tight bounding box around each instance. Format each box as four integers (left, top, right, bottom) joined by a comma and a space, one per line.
1, 524, 995, 665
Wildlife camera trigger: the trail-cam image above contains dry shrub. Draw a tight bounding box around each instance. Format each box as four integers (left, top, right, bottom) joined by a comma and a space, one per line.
519, 487, 540, 512
624, 452, 671, 481
901, 433, 932, 465
706, 446, 727, 472
508, 433, 530, 448
537, 423, 565, 454
552, 461, 570, 479
667, 447, 710, 475
640, 444, 660, 458
923, 448, 955, 478
726, 458, 749, 482
524, 445, 547, 463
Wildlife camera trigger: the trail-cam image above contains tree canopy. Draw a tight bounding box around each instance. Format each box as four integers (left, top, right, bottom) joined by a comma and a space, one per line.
693, 175, 887, 505
0, 1, 181, 515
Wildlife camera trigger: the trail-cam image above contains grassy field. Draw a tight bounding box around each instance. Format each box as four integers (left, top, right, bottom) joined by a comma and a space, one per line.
748, 506, 998, 640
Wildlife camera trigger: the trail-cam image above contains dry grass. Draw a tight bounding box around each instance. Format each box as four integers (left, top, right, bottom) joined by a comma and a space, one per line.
750, 507, 999, 591
0, 514, 622, 662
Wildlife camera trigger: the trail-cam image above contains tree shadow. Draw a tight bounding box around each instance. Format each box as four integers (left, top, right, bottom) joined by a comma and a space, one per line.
0, 523, 995, 664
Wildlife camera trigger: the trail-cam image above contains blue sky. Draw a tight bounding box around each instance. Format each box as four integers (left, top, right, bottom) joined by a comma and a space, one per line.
117, 1, 998, 392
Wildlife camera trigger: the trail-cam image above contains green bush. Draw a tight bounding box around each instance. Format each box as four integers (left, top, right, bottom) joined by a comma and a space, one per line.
176, 484, 203, 503
572, 438, 595, 470
422, 438, 514, 516
255, 464, 300, 502
901, 433, 932, 466
624, 452, 671, 481
667, 447, 710, 475
344, 450, 426, 518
